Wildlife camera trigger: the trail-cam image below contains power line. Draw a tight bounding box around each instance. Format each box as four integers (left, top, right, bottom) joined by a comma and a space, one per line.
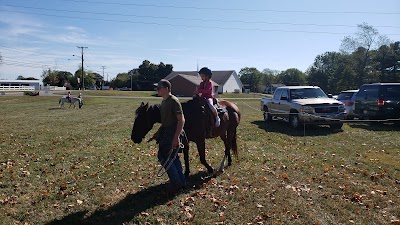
1, 8, 399, 35
52, 0, 400, 15
0, 44, 68, 60
1, 4, 399, 29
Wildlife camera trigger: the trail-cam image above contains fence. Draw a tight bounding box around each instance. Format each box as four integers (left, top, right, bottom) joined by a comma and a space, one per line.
43, 86, 66, 91
0, 86, 35, 91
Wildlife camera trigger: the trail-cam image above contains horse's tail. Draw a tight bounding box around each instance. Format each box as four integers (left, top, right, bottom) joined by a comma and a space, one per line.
220, 99, 240, 158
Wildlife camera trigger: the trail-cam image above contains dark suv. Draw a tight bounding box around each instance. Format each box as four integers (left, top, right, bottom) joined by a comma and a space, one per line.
354, 83, 400, 121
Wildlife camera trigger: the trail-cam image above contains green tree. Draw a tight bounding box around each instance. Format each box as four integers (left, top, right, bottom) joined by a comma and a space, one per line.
74, 68, 93, 89
42, 69, 59, 86
238, 67, 262, 92
307, 51, 358, 93
41, 69, 75, 88
276, 68, 306, 86
373, 41, 400, 82
17, 76, 39, 80
340, 23, 391, 86
128, 60, 173, 90
261, 68, 279, 85
111, 72, 129, 88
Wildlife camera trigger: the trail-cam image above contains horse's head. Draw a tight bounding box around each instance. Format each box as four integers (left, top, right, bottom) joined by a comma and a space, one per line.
131, 102, 160, 143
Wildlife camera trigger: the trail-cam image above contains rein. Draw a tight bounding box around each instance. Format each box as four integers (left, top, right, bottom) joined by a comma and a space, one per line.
157, 132, 188, 178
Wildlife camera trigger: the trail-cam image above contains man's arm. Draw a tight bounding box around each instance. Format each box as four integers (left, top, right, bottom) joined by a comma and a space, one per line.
172, 113, 185, 149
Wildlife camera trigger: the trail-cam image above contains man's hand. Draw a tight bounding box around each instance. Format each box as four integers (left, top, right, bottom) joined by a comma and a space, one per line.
172, 137, 180, 149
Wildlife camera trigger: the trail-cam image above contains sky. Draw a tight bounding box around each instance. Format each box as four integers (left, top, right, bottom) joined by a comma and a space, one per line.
0, 0, 399, 81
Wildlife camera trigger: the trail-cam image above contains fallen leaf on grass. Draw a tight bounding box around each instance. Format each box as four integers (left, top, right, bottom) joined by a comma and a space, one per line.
140, 212, 149, 217
219, 212, 225, 222
184, 211, 193, 221
60, 184, 67, 191
184, 197, 195, 204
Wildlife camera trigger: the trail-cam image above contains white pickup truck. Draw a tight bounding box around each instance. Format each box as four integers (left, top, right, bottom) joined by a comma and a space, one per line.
261, 86, 346, 129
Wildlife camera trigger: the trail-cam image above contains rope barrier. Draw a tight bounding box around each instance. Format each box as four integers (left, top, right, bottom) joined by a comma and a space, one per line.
241, 101, 400, 123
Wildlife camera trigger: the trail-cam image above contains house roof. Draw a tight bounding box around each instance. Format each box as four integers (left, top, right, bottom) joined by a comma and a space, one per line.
172, 74, 219, 86
165, 70, 241, 87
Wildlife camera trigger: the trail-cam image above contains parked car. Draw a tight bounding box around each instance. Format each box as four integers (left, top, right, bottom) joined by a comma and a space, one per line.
336, 90, 358, 119
261, 86, 346, 130
353, 83, 400, 123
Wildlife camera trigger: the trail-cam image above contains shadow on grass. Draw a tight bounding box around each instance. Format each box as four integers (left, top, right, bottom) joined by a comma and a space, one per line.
347, 121, 400, 131
252, 120, 343, 136
45, 171, 211, 225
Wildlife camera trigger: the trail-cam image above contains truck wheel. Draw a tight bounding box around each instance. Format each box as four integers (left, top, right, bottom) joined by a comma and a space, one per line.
263, 107, 272, 122
330, 123, 343, 130
289, 114, 302, 129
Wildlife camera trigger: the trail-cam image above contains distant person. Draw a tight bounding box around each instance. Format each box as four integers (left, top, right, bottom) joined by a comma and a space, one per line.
194, 67, 220, 127
152, 79, 186, 193
66, 91, 72, 102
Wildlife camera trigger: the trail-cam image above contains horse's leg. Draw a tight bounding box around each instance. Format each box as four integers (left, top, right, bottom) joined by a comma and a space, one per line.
196, 140, 214, 174
182, 144, 190, 177
225, 129, 235, 166
217, 134, 229, 173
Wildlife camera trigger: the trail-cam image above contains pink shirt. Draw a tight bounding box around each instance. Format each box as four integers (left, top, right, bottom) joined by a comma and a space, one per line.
197, 80, 214, 98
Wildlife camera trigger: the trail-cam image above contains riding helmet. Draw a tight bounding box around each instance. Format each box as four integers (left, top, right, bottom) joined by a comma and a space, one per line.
198, 67, 212, 78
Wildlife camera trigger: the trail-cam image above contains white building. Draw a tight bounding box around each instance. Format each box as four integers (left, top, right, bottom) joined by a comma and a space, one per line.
0, 80, 41, 91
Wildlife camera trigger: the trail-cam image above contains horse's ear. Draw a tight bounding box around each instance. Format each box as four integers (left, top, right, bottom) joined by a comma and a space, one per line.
140, 102, 145, 106
144, 103, 149, 108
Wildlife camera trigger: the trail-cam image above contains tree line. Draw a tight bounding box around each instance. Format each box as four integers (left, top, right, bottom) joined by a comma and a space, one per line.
240, 23, 399, 94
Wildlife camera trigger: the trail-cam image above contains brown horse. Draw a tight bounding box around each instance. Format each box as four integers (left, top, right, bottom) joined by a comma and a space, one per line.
131, 96, 241, 177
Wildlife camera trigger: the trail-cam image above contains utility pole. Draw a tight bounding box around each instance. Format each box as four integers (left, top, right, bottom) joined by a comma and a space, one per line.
77, 46, 88, 90
101, 66, 108, 85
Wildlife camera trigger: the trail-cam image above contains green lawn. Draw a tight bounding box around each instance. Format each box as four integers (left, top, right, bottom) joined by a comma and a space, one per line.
0, 95, 399, 225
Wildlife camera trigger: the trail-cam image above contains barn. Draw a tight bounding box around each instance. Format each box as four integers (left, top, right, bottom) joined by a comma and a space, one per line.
164, 70, 243, 95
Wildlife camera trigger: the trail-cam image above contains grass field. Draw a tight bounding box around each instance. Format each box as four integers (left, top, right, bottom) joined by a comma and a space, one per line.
0, 95, 399, 225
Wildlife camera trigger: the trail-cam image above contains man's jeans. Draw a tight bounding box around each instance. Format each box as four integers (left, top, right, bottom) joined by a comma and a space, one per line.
158, 127, 186, 187
158, 150, 185, 187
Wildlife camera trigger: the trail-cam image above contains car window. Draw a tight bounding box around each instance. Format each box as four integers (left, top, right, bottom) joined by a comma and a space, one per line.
273, 89, 283, 100
381, 85, 400, 100
281, 89, 289, 99
290, 88, 327, 99
358, 85, 379, 99
337, 92, 354, 100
